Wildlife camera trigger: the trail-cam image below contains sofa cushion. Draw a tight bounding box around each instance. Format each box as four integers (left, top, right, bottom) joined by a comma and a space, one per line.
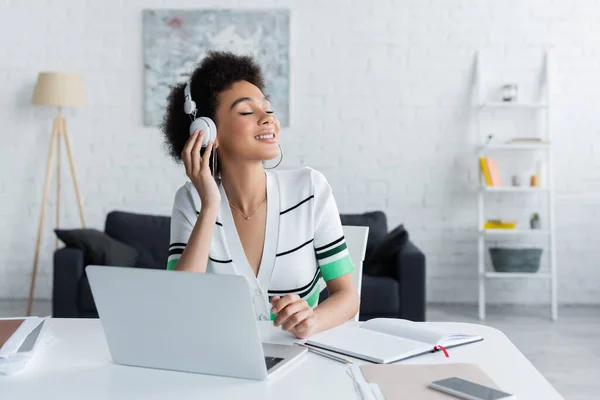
105, 211, 170, 269
340, 211, 388, 260
359, 275, 400, 316
54, 228, 138, 267
364, 224, 409, 276
78, 275, 96, 313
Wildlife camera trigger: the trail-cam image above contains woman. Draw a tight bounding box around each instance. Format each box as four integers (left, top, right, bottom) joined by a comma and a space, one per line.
161, 51, 359, 339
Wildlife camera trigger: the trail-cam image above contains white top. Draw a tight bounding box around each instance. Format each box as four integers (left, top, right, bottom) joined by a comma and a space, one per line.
167, 167, 355, 321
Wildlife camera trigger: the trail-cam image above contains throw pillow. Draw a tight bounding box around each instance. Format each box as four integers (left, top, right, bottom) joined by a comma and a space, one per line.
340, 211, 388, 259
54, 228, 138, 267
104, 211, 170, 269
363, 224, 409, 276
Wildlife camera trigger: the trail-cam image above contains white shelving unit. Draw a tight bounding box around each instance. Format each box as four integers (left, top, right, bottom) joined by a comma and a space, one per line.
480, 229, 552, 237
479, 102, 548, 109
475, 49, 558, 321
479, 143, 550, 151
481, 187, 549, 193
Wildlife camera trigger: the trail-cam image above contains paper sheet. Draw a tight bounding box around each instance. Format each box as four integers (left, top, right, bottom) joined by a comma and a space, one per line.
348, 365, 385, 400
360, 363, 503, 400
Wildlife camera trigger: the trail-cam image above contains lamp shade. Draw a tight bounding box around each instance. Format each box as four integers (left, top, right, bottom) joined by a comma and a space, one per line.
32, 72, 86, 107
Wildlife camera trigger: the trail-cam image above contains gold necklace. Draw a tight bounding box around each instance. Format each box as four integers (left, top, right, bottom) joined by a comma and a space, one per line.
229, 198, 266, 220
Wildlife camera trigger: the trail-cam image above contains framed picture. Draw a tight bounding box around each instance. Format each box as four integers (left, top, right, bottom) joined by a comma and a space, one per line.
143, 9, 290, 127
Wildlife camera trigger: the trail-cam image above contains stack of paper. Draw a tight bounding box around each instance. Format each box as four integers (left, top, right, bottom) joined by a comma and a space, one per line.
0, 316, 47, 375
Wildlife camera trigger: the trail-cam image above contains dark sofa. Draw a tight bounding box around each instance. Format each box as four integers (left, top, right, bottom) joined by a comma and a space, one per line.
53, 211, 426, 321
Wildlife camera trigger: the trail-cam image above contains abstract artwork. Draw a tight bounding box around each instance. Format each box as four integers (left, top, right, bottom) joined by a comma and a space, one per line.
143, 9, 290, 127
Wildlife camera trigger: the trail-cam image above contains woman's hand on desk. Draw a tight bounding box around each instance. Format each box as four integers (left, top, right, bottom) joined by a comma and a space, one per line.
271, 295, 318, 339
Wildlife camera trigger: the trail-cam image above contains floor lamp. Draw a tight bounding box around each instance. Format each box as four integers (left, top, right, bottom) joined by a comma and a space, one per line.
27, 72, 87, 316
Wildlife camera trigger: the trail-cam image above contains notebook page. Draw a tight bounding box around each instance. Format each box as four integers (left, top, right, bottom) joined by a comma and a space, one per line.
305, 326, 430, 364
438, 333, 483, 348
361, 318, 445, 346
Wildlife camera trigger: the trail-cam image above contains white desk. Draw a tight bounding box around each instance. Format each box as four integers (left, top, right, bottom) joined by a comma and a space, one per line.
2, 319, 562, 399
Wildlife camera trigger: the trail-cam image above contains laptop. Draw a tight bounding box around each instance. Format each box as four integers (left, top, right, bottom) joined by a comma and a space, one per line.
85, 265, 307, 380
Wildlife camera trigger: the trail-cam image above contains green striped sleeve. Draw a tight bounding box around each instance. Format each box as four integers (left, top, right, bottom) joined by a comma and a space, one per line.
315, 237, 354, 281
166, 259, 178, 271
316, 242, 347, 260
305, 284, 321, 308
320, 254, 354, 281
167, 243, 186, 270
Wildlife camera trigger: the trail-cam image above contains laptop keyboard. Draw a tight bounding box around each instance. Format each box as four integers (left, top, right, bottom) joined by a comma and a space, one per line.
265, 356, 284, 371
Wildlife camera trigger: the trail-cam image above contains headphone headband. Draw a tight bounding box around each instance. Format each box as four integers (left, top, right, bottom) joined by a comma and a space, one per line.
183, 81, 196, 116
184, 81, 191, 99
183, 77, 216, 146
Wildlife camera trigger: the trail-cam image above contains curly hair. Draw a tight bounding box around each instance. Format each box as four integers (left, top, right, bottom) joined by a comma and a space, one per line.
161, 50, 266, 164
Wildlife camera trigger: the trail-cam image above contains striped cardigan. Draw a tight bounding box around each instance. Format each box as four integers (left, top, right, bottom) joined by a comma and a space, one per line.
167, 166, 354, 321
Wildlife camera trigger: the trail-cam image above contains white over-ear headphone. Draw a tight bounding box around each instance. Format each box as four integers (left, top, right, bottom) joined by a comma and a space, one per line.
184, 81, 217, 147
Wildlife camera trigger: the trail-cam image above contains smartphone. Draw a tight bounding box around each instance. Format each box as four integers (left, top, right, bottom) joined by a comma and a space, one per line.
428, 377, 515, 400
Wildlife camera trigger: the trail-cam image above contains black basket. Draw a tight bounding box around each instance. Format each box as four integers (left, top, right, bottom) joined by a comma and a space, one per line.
489, 247, 542, 273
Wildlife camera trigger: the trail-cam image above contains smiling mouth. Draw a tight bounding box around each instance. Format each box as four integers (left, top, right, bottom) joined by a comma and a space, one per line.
255, 133, 275, 140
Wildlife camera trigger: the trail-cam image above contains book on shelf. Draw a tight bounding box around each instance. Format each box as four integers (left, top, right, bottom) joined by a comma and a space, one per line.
507, 137, 550, 144
486, 158, 502, 186
484, 220, 517, 230
479, 157, 492, 186
479, 157, 501, 187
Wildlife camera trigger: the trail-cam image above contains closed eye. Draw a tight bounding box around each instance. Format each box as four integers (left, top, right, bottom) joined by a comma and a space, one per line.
239, 111, 274, 115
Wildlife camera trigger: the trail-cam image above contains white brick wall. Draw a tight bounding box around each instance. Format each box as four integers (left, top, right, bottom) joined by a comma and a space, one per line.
1, 0, 599, 305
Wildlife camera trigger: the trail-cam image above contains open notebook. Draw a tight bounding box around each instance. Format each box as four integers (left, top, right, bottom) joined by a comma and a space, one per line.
304, 318, 483, 364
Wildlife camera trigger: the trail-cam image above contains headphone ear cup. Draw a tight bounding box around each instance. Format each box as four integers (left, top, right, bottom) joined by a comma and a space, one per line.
189, 117, 217, 147
204, 117, 217, 143
189, 118, 211, 145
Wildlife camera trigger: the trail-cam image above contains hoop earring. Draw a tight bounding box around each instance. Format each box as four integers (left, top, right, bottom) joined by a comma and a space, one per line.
264, 144, 283, 169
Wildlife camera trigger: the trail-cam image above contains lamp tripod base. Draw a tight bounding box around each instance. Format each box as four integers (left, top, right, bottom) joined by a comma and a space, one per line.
26, 115, 86, 316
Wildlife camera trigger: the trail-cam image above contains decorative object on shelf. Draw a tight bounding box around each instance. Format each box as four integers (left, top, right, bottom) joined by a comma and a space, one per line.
530, 174, 538, 187
511, 175, 522, 187
28, 72, 87, 317
502, 84, 518, 102
484, 219, 517, 230
489, 247, 542, 273
530, 213, 541, 229
535, 160, 545, 187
